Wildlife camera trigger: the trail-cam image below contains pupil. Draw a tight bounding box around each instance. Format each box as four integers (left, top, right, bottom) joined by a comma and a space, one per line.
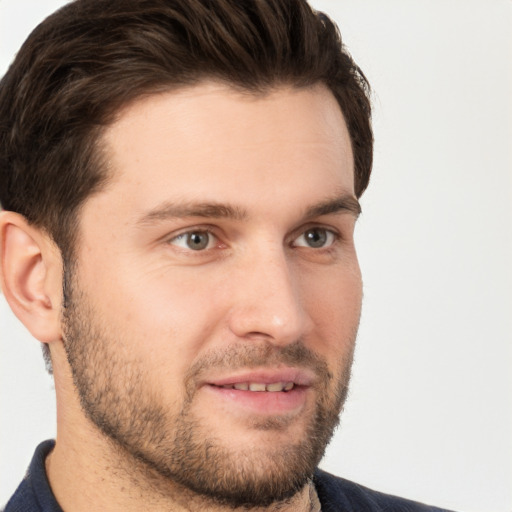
306, 229, 326, 248
187, 232, 209, 250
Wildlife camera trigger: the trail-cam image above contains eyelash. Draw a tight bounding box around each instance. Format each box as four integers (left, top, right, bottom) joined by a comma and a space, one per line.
167, 228, 221, 251
292, 227, 339, 249
166, 225, 341, 253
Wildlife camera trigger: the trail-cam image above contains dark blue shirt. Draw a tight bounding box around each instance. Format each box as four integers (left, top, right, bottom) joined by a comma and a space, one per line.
3, 441, 62, 512
4, 440, 455, 511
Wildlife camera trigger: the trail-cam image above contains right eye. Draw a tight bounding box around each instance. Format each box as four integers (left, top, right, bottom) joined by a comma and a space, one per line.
168, 230, 218, 251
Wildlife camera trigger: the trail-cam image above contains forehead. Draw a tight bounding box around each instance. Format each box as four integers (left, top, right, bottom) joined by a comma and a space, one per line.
91, 81, 354, 223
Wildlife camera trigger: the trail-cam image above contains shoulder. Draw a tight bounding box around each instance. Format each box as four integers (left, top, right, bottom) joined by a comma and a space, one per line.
313, 468, 456, 512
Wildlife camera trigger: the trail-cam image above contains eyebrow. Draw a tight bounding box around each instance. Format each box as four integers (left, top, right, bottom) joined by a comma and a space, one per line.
137, 201, 248, 225
136, 193, 361, 226
304, 194, 361, 219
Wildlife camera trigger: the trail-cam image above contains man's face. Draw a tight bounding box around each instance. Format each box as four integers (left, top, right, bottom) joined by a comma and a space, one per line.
62, 82, 362, 507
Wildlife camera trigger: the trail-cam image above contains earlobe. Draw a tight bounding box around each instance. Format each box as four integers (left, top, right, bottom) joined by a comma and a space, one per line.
0, 211, 63, 343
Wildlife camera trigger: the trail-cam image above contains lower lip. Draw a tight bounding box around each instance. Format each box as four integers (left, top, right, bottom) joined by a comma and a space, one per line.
203, 385, 309, 415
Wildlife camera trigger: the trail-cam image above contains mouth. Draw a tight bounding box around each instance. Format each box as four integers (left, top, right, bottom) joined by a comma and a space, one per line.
206, 367, 314, 387
215, 381, 295, 392
201, 368, 314, 416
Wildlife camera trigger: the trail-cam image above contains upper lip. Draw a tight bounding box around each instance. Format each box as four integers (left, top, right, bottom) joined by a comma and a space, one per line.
205, 367, 316, 388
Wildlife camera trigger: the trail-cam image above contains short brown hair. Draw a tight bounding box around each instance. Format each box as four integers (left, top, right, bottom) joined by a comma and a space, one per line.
0, 0, 372, 261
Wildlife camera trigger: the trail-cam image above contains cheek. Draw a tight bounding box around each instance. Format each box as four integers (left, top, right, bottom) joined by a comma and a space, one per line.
131, 272, 234, 394
300, 264, 362, 352
78, 258, 226, 388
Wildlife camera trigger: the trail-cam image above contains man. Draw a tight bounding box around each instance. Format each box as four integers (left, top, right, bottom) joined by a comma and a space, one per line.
0, 1, 453, 511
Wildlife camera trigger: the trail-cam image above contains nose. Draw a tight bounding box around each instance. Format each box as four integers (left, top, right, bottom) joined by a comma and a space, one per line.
227, 247, 313, 345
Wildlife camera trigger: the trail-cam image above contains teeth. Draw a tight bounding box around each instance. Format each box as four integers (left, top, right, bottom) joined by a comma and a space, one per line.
266, 382, 285, 392
249, 382, 267, 392
219, 382, 295, 392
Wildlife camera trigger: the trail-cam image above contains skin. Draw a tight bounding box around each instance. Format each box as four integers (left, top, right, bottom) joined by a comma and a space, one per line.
0, 81, 362, 512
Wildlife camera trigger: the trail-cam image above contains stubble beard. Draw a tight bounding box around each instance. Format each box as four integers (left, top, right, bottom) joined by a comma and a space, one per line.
61, 271, 356, 509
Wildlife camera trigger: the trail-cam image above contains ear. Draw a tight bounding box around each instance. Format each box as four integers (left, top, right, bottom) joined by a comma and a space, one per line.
0, 211, 63, 343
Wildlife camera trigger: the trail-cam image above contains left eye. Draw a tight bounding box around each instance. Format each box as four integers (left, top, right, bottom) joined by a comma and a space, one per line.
169, 230, 217, 251
293, 227, 336, 248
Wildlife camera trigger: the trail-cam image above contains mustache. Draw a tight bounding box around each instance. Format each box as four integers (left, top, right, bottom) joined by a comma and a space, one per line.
184, 340, 334, 398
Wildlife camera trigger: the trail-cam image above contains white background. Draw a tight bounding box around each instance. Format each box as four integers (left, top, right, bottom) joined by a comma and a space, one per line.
1, 1, 511, 511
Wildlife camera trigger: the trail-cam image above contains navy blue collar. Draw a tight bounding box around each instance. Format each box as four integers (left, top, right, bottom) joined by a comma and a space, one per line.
4, 440, 62, 512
